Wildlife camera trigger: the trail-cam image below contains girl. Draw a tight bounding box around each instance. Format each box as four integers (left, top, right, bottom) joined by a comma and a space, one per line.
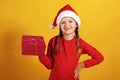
39, 4, 104, 80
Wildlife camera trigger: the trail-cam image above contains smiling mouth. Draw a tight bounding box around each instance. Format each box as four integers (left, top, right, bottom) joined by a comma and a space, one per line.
64, 28, 72, 30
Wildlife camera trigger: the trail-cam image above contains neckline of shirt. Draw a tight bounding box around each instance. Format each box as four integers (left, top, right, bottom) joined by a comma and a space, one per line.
62, 36, 76, 43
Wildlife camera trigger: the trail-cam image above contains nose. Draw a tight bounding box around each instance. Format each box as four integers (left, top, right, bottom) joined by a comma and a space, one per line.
64, 22, 69, 27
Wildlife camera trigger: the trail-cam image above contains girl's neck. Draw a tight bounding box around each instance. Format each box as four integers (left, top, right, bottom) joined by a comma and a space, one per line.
63, 34, 75, 40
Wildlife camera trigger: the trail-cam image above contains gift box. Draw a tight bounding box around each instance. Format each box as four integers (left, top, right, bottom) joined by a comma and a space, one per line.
22, 35, 46, 56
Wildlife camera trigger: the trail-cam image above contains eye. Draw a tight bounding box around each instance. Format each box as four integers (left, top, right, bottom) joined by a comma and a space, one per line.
61, 21, 65, 24
69, 20, 73, 23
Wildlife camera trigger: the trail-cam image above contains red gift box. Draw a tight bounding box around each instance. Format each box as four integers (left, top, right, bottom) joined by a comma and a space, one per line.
22, 35, 46, 56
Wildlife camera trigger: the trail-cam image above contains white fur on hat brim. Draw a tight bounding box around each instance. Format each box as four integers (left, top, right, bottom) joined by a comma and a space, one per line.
56, 10, 81, 28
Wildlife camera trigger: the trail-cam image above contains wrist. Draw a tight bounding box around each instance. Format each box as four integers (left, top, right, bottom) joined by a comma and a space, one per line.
79, 62, 85, 68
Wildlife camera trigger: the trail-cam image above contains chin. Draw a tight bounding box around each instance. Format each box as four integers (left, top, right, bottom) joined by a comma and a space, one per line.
64, 32, 74, 35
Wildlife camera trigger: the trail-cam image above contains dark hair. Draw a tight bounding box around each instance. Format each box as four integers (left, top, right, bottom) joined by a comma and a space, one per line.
53, 29, 62, 53
75, 27, 82, 55
54, 27, 81, 55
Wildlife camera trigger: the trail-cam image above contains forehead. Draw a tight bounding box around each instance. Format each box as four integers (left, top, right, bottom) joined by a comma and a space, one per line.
61, 17, 75, 21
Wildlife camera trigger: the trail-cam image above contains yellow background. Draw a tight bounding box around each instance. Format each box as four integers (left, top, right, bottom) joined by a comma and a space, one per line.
0, 0, 120, 80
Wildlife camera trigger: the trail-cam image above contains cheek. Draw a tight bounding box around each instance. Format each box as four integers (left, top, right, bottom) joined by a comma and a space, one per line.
60, 27, 64, 32
72, 25, 77, 29
71, 23, 77, 28
60, 24, 64, 29
73, 27, 76, 31
60, 26, 63, 29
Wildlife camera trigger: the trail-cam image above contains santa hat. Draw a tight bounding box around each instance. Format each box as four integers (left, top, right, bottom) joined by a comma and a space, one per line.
50, 4, 81, 29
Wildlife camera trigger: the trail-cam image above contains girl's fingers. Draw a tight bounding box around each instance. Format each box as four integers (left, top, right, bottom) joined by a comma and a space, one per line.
74, 72, 79, 80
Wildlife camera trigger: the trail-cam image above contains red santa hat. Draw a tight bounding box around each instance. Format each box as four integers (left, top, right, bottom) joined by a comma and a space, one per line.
50, 4, 81, 29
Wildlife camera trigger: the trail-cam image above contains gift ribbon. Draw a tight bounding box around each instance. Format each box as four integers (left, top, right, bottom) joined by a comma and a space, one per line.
29, 38, 38, 55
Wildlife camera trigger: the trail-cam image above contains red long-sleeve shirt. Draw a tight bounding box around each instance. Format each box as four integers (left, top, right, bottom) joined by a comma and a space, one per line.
39, 36, 104, 80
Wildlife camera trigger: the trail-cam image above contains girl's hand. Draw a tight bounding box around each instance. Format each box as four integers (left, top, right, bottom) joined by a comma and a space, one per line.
74, 62, 84, 79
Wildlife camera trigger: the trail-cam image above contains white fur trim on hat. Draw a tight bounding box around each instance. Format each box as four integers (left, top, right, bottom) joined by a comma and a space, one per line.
56, 10, 81, 28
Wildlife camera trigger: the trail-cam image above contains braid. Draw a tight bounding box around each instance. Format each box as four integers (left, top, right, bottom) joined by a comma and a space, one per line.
75, 27, 82, 55
54, 29, 63, 53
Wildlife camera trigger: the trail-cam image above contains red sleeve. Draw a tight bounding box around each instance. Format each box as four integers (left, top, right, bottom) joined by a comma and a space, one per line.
38, 38, 54, 69
80, 39, 104, 68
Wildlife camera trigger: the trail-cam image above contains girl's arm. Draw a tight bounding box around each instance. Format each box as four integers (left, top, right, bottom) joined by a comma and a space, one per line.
38, 39, 54, 69
74, 39, 104, 79
81, 39, 104, 68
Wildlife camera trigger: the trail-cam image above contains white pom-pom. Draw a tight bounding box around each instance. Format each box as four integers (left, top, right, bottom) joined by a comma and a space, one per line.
49, 24, 54, 29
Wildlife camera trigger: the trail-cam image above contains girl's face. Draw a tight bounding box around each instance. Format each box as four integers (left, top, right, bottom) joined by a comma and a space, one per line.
60, 17, 77, 36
